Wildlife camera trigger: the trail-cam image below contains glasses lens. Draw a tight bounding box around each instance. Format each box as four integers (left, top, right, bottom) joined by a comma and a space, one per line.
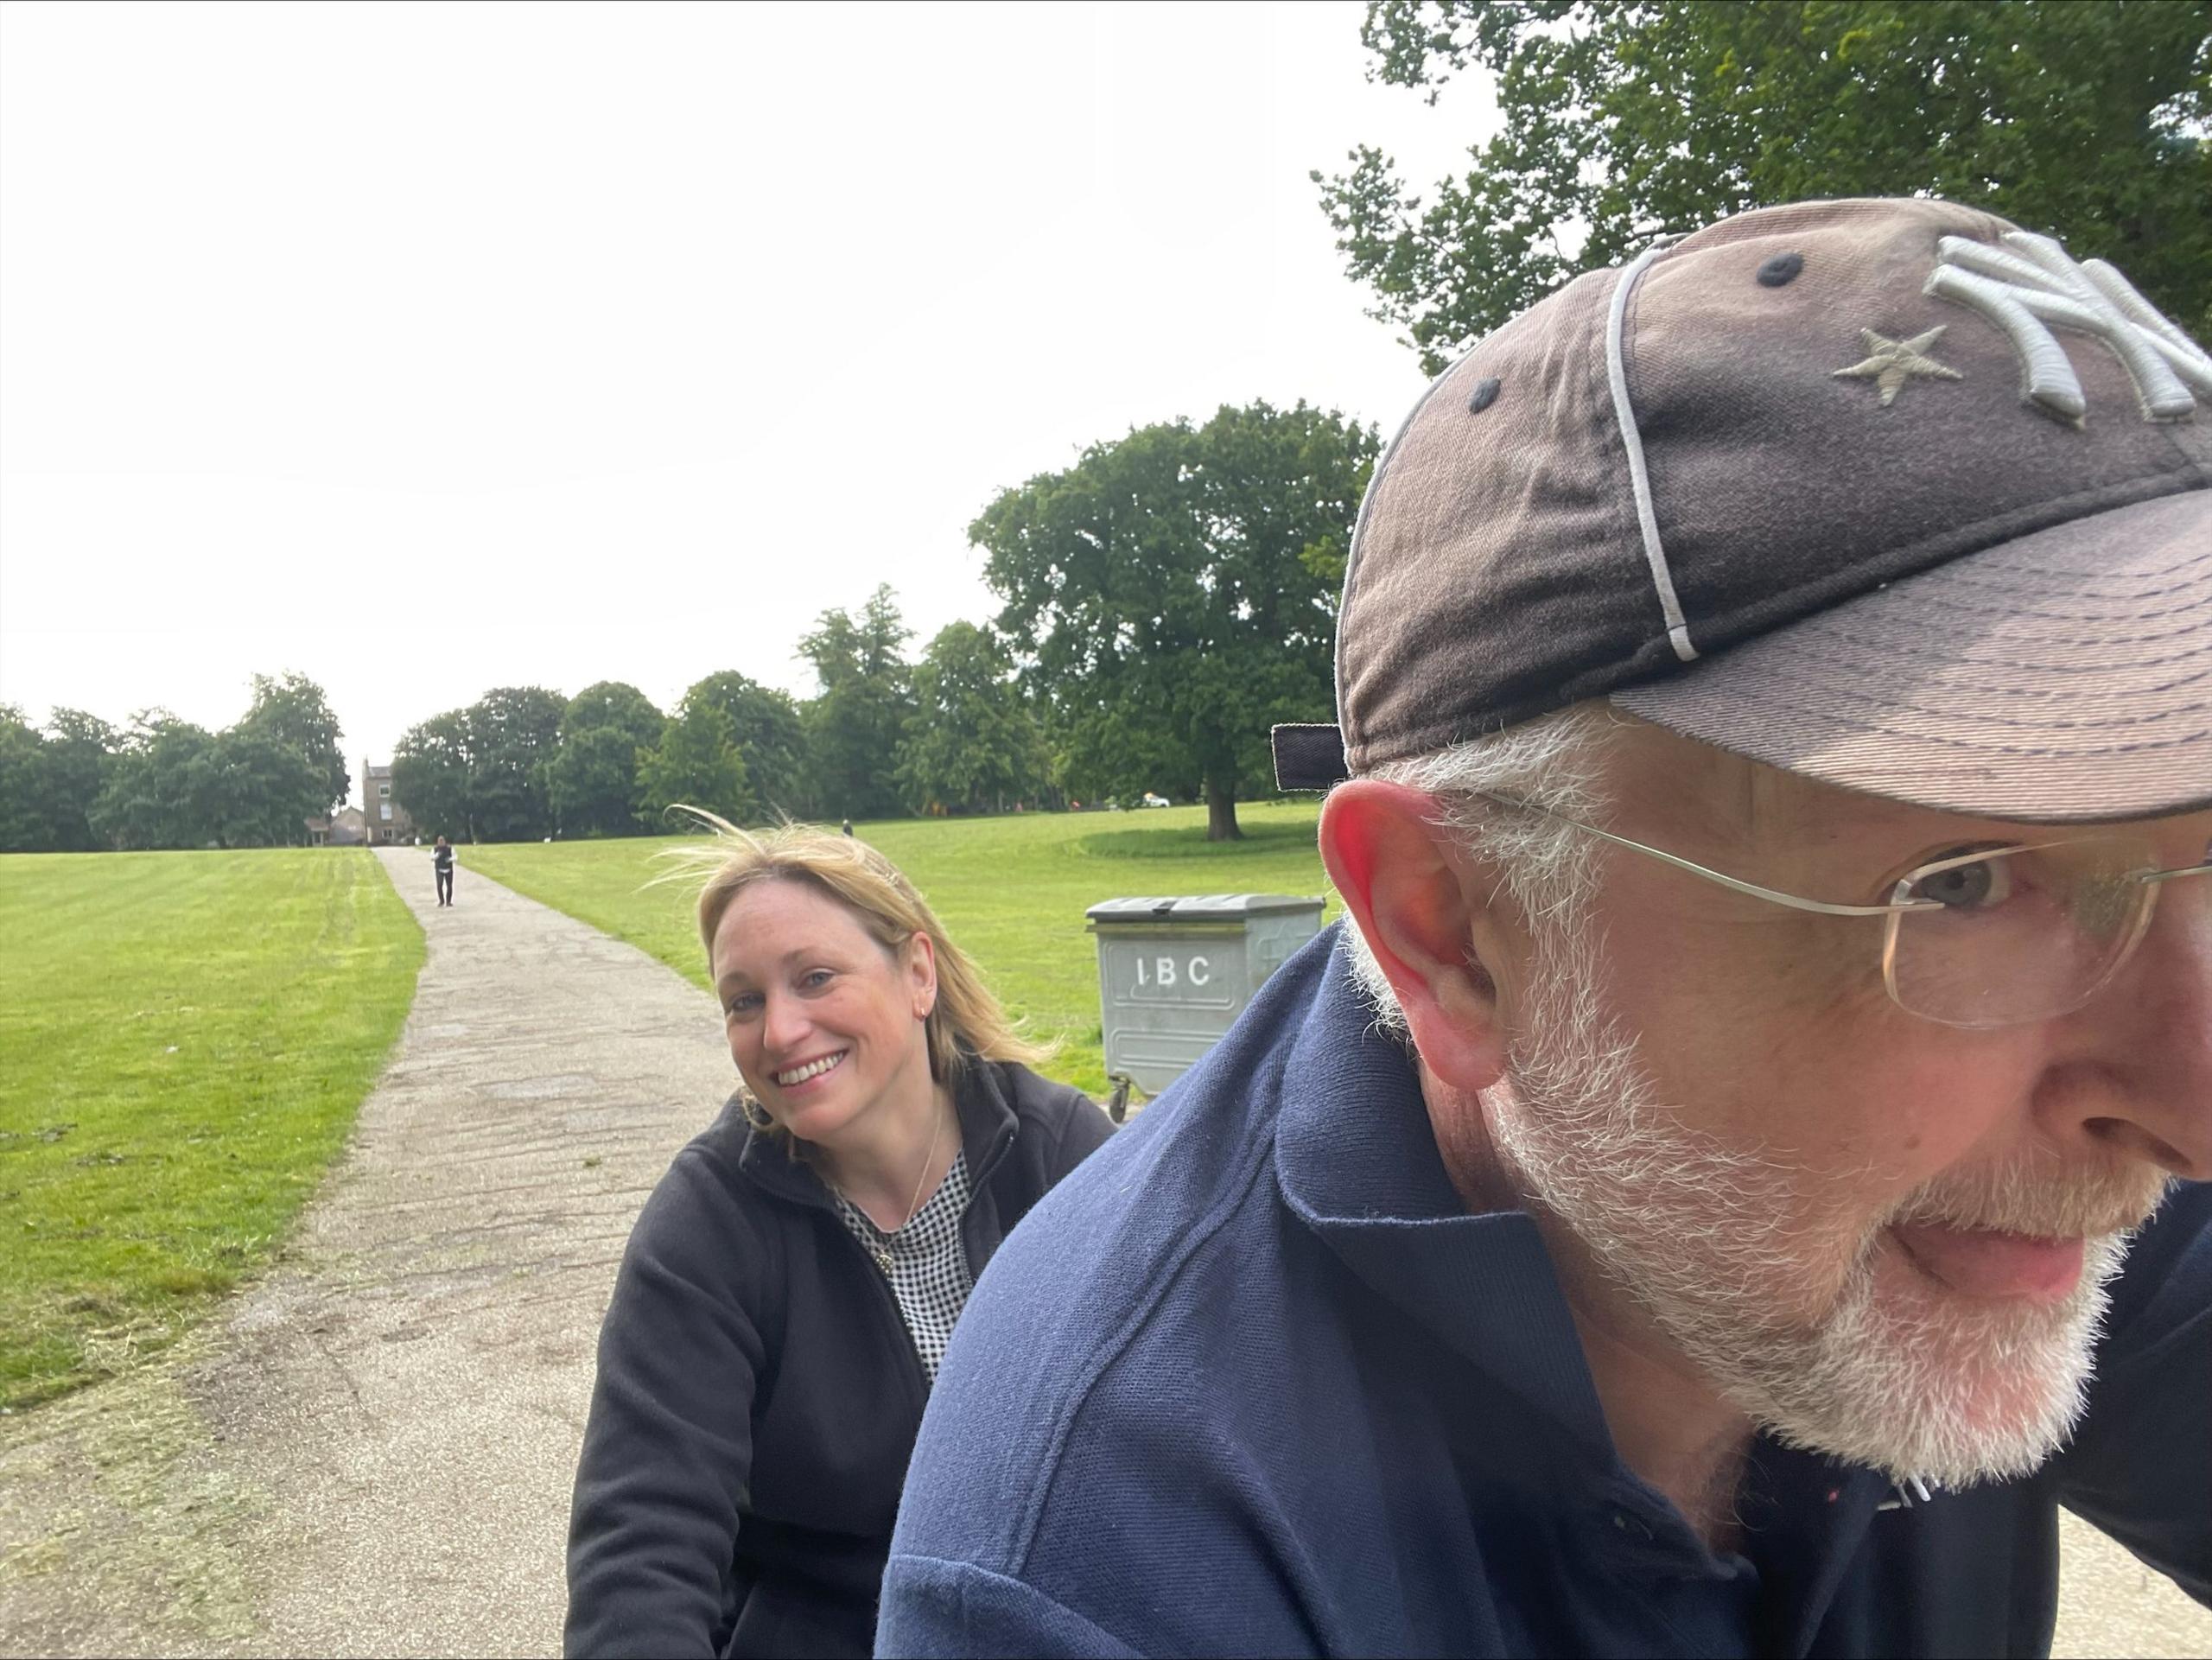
1886, 841, 2155, 1027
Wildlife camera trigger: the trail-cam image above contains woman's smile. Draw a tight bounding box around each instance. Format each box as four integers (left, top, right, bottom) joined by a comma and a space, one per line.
772, 1049, 850, 1091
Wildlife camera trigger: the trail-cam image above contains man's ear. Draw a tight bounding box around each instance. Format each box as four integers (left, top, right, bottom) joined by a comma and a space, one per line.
1319, 780, 1509, 1093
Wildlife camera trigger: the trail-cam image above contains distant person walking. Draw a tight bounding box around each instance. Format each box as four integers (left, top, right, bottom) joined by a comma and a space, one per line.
841, 817, 854, 836
432, 835, 454, 906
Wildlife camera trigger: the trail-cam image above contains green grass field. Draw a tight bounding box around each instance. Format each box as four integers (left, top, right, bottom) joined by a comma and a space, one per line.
0, 849, 423, 1409
464, 802, 1338, 1096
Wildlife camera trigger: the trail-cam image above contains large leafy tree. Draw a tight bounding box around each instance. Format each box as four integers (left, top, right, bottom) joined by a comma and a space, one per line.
975, 401, 1376, 841
635, 691, 750, 827
550, 681, 663, 836
391, 710, 476, 842
686, 672, 810, 820
896, 622, 1053, 816
41, 709, 117, 851
194, 727, 327, 847
0, 706, 61, 852
237, 671, 349, 813
467, 685, 565, 843
19, 692, 323, 851
1318, 0, 2212, 373
88, 712, 220, 850
798, 587, 916, 823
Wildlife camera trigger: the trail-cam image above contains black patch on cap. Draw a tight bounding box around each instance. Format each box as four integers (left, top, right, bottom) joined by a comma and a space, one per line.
1757, 252, 1805, 288
1272, 723, 1349, 792
1466, 377, 1502, 414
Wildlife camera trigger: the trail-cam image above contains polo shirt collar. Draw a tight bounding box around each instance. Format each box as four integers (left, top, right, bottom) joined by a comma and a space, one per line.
1270, 929, 1892, 1605
1271, 930, 1612, 1453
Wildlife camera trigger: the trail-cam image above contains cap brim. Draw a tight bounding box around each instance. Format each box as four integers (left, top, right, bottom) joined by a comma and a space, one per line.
1611, 488, 2212, 824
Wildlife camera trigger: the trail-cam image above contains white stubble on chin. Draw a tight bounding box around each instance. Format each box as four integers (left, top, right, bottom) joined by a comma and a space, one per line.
1485, 925, 2146, 1490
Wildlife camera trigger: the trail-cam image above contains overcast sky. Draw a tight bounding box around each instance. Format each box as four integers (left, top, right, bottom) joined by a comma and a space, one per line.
0, 0, 1498, 782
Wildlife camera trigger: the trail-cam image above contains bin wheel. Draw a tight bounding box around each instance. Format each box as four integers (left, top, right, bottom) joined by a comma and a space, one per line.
1107, 1072, 1140, 1123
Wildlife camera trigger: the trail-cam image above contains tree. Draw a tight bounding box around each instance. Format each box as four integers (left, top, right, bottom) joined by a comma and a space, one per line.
194, 727, 325, 847
975, 401, 1377, 840
0, 706, 60, 852
88, 712, 220, 850
798, 586, 916, 823
237, 671, 349, 813
635, 691, 750, 827
686, 672, 810, 819
391, 710, 475, 841
42, 709, 117, 851
550, 681, 663, 836
896, 622, 1052, 815
467, 685, 565, 842
1317, 0, 2212, 373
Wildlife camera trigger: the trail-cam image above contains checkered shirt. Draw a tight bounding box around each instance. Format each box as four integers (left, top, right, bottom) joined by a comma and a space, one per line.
832, 1148, 975, 1383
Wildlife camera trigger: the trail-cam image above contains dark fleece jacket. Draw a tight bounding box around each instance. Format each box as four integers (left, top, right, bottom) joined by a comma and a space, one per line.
565, 1059, 1113, 1659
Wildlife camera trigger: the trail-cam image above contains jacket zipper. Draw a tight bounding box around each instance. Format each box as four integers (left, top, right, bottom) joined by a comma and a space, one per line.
845, 1226, 932, 1409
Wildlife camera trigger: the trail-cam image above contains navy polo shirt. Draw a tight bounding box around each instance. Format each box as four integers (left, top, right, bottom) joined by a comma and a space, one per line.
880, 925, 2211, 1657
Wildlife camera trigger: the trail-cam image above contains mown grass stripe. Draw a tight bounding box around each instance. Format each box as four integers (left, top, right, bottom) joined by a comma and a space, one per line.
0, 849, 423, 1409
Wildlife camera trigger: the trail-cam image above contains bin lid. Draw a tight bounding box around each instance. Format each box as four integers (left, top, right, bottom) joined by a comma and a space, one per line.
1085, 894, 1325, 925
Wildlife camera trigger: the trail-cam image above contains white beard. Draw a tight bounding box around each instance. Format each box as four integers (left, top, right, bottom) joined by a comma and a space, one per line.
1482, 919, 2170, 1489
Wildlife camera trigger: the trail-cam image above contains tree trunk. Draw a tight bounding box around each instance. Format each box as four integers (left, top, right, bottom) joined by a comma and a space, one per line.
1205, 775, 1242, 842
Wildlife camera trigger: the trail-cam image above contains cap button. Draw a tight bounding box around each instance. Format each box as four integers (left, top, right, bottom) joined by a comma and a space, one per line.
1757, 252, 1805, 288
1466, 377, 1503, 414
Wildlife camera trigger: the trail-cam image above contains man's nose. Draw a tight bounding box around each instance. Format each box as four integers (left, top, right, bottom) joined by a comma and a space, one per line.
2071, 879, 2212, 1180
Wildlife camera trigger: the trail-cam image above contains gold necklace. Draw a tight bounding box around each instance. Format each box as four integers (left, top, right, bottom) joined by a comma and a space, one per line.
849, 1101, 948, 1275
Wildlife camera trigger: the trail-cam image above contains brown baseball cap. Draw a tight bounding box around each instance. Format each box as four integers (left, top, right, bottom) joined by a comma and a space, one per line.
1273, 195, 2212, 823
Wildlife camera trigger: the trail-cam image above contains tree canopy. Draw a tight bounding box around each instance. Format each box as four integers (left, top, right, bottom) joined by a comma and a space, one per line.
391, 710, 475, 841
0, 707, 65, 853
467, 686, 566, 843
550, 681, 664, 837
238, 671, 350, 814
635, 690, 749, 828
798, 586, 916, 823
3, 681, 338, 853
975, 401, 1376, 840
1318, 0, 2212, 372
896, 622, 1052, 816
687, 672, 810, 820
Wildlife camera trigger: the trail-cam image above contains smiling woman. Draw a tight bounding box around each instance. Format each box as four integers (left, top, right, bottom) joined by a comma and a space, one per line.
563, 819, 1116, 1660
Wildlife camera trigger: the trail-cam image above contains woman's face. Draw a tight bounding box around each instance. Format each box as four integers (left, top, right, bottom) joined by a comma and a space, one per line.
711, 878, 938, 1147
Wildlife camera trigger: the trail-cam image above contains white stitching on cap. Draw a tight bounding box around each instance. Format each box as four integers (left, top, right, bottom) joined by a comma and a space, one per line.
1925, 232, 2212, 425
1605, 238, 1698, 664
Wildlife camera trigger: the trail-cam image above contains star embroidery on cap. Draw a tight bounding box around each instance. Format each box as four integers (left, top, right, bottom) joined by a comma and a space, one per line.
1833, 327, 1964, 406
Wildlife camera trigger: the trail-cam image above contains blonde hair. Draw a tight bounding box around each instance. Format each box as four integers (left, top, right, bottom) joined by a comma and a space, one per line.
666, 813, 1051, 1085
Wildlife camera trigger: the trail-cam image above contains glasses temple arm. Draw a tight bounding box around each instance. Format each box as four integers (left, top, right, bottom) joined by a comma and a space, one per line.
1471, 793, 1936, 918
2140, 861, 2212, 887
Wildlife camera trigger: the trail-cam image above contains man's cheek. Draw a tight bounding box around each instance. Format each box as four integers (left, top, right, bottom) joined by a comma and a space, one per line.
1866, 1031, 2046, 1182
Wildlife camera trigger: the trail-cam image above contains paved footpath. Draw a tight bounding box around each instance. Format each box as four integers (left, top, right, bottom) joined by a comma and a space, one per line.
0, 849, 734, 1656
1, 851, 2207, 1656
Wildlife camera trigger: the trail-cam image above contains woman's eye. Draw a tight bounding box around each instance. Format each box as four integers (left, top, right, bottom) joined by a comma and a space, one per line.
799, 970, 835, 991
1910, 852, 2015, 911
724, 995, 760, 1019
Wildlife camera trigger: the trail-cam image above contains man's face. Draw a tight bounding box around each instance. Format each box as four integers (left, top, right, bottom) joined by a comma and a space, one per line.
1478, 723, 2208, 1485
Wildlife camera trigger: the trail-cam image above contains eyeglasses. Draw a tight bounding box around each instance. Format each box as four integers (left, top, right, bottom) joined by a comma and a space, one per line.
1470, 793, 2212, 1030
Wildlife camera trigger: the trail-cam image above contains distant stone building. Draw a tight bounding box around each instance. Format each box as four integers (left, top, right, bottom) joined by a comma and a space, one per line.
305, 807, 365, 847
362, 760, 416, 845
